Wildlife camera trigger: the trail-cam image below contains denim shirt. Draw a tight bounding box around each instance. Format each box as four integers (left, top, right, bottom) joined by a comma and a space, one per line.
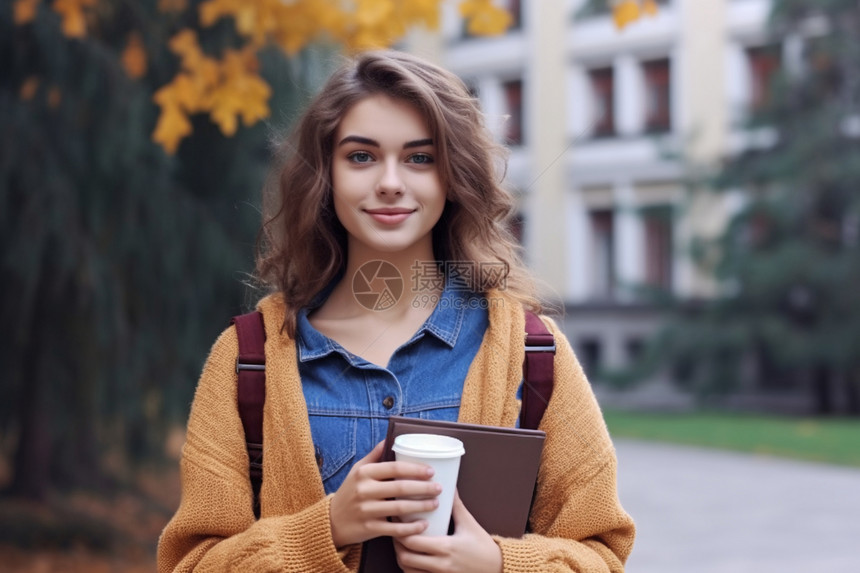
296, 281, 490, 495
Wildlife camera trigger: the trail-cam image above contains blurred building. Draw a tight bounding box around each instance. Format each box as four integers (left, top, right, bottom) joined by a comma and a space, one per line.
409, 0, 777, 389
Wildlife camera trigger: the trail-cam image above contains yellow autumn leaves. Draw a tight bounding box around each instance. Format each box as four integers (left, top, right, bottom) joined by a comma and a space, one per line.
14, 0, 98, 37
13, 0, 512, 153
12, 0, 656, 154
611, 0, 658, 30
147, 0, 509, 153
153, 31, 271, 153
121, 32, 148, 80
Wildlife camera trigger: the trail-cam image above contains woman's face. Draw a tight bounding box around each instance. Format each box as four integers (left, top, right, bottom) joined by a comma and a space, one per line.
331, 94, 446, 258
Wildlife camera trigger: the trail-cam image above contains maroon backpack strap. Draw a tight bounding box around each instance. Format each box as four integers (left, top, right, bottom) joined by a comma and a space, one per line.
521, 311, 555, 431
231, 311, 266, 519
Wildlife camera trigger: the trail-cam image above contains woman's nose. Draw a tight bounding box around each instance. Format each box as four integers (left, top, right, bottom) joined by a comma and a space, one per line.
375, 159, 405, 195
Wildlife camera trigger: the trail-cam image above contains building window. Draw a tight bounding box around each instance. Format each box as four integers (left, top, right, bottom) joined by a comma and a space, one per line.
508, 0, 522, 30
747, 45, 781, 111
589, 209, 615, 298
626, 337, 645, 363
503, 79, 524, 145
643, 58, 671, 132
642, 206, 673, 290
806, 37, 841, 97
589, 67, 615, 137
579, 338, 603, 378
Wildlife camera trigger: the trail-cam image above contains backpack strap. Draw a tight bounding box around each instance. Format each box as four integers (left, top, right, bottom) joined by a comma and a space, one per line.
521, 311, 556, 430
232, 311, 266, 519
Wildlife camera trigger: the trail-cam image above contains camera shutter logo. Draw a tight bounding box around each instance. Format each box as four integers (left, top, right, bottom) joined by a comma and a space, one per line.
352, 260, 404, 311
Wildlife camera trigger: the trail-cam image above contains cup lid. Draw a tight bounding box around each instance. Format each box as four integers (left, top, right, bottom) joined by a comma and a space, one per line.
392, 433, 465, 458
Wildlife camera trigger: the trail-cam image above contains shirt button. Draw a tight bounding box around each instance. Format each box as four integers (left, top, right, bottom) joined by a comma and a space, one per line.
382, 396, 395, 409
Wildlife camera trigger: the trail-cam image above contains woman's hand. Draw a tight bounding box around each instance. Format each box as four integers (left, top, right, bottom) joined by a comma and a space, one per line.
393, 492, 503, 573
329, 441, 443, 548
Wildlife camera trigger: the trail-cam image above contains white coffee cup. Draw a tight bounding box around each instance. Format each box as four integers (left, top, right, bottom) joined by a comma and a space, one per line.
392, 433, 465, 536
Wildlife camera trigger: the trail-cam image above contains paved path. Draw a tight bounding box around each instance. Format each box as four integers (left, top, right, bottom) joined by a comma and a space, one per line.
614, 439, 860, 572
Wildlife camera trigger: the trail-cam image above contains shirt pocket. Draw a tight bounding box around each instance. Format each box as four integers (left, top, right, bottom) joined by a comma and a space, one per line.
307, 414, 358, 492
414, 398, 461, 422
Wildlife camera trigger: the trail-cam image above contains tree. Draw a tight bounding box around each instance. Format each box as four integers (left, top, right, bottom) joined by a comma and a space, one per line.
1, 0, 511, 500
636, 0, 860, 415
12, 0, 512, 154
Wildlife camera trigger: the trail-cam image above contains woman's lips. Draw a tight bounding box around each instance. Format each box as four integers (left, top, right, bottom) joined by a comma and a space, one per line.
365, 208, 414, 225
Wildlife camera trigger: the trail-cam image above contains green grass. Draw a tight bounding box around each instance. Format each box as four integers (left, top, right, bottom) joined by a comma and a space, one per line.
603, 410, 860, 467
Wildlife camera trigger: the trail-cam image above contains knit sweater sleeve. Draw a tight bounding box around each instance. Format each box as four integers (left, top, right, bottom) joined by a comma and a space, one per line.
156, 326, 361, 573
495, 317, 636, 572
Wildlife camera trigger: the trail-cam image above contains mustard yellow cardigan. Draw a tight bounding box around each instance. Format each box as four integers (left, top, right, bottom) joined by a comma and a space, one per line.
157, 291, 635, 572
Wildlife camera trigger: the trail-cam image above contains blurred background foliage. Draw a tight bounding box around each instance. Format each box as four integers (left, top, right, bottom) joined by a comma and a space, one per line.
617, 0, 860, 416
0, 0, 510, 506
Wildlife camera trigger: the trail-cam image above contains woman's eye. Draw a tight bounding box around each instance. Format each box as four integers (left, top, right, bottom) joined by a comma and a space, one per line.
408, 153, 434, 165
348, 151, 373, 163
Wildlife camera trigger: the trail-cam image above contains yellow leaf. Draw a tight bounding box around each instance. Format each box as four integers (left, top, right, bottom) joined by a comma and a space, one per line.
152, 102, 192, 154
459, 0, 511, 36
400, 0, 441, 30
312, 1, 349, 41
19, 76, 40, 101
13, 0, 40, 25
157, 0, 187, 13
47, 86, 62, 108
153, 84, 175, 107
610, 0, 657, 30
273, 2, 323, 55
59, 9, 86, 37
199, 0, 238, 27
458, 0, 482, 17
642, 0, 658, 17
168, 29, 201, 62
356, 0, 395, 27
612, 0, 640, 30
167, 31, 222, 108
248, 0, 284, 46
207, 49, 271, 136
52, 0, 96, 38
121, 31, 148, 79
233, 3, 258, 38
347, 30, 385, 51
154, 74, 207, 114
174, 74, 206, 111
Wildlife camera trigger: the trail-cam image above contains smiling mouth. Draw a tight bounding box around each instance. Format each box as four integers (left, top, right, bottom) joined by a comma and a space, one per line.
365, 208, 415, 225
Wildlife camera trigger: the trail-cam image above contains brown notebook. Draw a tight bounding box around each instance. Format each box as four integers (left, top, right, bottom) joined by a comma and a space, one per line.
359, 416, 546, 572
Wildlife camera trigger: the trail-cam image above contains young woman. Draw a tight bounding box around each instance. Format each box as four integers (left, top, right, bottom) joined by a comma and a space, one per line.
157, 50, 635, 572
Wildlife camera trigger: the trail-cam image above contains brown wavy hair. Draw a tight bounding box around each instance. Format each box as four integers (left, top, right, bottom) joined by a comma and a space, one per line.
256, 50, 540, 336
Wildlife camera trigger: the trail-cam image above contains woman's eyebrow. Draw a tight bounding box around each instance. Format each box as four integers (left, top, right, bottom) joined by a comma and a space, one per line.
338, 135, 379, 147
337, 136, 434, 149
403, 138, 434, 149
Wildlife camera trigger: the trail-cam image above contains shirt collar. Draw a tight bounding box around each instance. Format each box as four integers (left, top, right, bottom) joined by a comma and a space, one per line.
418, 277, 468, 348
296, 278, 340, 362
296, 268, 472, 363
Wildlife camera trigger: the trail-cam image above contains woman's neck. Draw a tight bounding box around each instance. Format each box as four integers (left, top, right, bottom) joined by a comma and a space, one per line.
324, 241, 443, 320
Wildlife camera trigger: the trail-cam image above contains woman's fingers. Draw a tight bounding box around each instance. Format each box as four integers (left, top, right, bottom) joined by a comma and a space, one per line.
358, 495, 440, 519
356, 470, 441, 499
330, 441, 443, 548
359, 458, 435, 481
393, 491, 503, 573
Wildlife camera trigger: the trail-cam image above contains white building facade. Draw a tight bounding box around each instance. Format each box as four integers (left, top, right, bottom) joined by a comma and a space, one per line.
409, 0, 778, 382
